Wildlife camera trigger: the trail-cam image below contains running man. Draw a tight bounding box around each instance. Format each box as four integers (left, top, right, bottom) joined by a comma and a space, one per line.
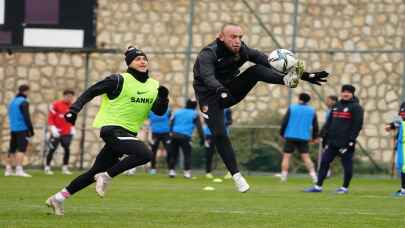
46, 46, 169, 215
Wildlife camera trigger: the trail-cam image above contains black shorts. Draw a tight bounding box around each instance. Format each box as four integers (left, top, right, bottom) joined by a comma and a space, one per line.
9, 131, 30, 153
283, 140, 309, 154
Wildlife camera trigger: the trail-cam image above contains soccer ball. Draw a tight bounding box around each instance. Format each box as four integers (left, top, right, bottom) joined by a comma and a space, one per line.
268, 49, 298, 74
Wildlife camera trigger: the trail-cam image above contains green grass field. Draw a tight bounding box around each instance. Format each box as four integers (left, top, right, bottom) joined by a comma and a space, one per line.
0, 170, 404, 228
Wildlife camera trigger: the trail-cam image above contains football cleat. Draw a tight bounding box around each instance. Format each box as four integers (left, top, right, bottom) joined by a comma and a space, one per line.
232, 173, 250, 193
168, 169, 176, 178
183, 170, 192, 179
62, 166, 73, 175
4, 168, 13, 176
224, 172, 232, 179
304, 186, 323, 193
394, 190, 405, 197
15, 170, 32, 177
94, 172, 112, 197
283, 61, 304, 88
335, 187, 349, 194
125, 168, 136, 176
46, 196, 64, 216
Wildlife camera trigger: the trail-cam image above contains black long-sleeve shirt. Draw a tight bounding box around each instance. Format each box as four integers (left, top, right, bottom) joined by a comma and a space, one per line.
70, 68, 169, 123
321, 99, 364, 148
193, 39, 274, 102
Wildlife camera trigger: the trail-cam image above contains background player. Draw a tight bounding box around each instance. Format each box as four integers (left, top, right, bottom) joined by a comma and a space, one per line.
277, 93, 318, 183
5, 85, 34, 177
45, 89, 76, 175
305, 84, 363, 194
168, 99, 203, 178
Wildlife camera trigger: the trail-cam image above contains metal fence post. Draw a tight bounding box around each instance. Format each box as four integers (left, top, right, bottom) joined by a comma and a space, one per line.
289, 0, 300, 106
183, 0, 196, 100
79, 52, 91, 170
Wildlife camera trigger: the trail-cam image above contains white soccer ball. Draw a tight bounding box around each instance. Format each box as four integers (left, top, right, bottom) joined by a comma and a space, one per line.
268, 49, 298, 74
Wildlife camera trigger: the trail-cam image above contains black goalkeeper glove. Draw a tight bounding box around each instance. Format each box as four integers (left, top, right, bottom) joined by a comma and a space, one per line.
301, 71, 329, 86
64, 110, 78, 125
216, 87, 235, 108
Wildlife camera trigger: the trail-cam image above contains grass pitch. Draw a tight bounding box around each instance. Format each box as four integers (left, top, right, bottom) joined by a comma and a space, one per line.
0, 170, 404, 228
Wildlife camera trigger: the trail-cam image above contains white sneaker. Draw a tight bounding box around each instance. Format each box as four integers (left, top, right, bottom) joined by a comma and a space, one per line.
62, 166, 72, 175
5, 168, 13, 176
274, 173, 287, 182
224, 172, 232, 179
183, 170, 192, 179
44, 166, 54, 175
125, 168, 136, 176
232, 173, 250, 193
205, 173, 214, 179
46, 196, 64, 216
15, 170, 32, 177
94, 172, 112, 197
168, 169, 176, 178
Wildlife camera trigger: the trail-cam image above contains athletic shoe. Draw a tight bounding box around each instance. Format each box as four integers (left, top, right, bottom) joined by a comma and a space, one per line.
394, 190, 405, 197
46, 196, 64, 216
15, 170, 32, 177
168, 169, 176, 178
274, 173, 287, 182
232, 173, 250, 193
62, 169, 72, 175
335, 187, 349, 194
4, 168, 13, 176
94, 172, 112, 197
205, 173, 214, 179
283, 61, 304, 88
44, 169, 54, 175
224, 172, 232, 179
304, 186, 323, 193
62, 166, 72, 175
125, 168, 136, 176
184, 170, 192, 179
149, 169, 156, 175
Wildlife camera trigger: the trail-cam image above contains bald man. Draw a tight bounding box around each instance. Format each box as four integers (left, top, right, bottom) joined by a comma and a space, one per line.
193, 23, 329, 193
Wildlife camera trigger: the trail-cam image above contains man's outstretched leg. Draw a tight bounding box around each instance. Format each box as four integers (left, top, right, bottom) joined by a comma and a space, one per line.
95, 139, 152, 197
46, 145, 119, 215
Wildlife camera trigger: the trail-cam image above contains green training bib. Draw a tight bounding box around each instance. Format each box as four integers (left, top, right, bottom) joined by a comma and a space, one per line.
93, 72, 159, 133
